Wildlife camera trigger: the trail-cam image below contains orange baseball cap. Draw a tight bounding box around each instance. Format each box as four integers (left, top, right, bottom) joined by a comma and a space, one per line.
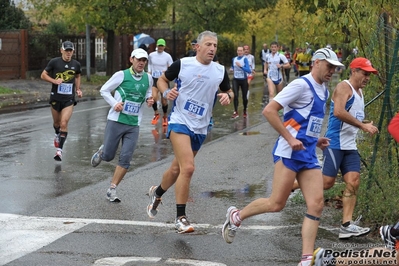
350, 57, 378, 74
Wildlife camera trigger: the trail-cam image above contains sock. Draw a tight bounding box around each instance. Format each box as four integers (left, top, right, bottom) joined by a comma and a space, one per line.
176, 204, 186, 218
110, 183, 117, 189
162, 104, 168, 115
342, 221, 350, 227
59, 131, 68, 149
300, 254, 313, 266
53, 125, 60, 135
155, 185, 166, 198
152, 102, 158, 112
232, 210, 242, 226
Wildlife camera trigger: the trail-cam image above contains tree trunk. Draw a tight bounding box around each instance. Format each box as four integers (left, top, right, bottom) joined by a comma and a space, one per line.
106, 29, 115, 76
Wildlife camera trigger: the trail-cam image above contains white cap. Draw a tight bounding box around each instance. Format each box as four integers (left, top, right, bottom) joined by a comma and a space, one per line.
312, 48, 344, 67
131, 48, 148, 59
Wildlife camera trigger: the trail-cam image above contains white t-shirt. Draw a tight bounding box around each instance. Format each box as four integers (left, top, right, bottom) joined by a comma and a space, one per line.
266, 52, 288, 81
148, 51, 173, 78
244, 54, 255, 71
168, 57, 226, 134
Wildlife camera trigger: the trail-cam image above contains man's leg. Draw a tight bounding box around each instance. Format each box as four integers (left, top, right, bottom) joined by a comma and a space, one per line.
237, 160, 296, 218
232, 79, 239, 118
266, 78, 276, 100
107, 124, 138, 202
276, 81, 284, 94
52, 104, 73, 161
222, 160, 296, 244
342, 171, 360, 224
160, 94, 169, 126
241, 80, 249, 117
297, 169, 324, 256
151, 86, 160, 125
169, 132, 197, 206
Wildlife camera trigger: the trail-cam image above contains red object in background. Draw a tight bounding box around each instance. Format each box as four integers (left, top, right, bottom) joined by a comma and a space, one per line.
388, 113, 399, 142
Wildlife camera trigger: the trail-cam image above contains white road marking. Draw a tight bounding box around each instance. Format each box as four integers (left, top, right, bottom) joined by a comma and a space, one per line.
0, 213, 296, 265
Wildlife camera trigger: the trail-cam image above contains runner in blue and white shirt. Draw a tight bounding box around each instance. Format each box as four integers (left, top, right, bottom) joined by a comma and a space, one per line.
146, 31, 232, 234
264, 41, 290, 102
222, 48, 344, 266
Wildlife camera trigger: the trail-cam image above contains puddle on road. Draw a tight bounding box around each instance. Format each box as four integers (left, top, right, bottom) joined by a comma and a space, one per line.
199, 183, 265, 200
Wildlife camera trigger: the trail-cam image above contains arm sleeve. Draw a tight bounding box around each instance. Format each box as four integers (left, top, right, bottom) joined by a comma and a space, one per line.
145, 73, 154, 99
219, 69, 231, 92
242, 58, 252, 73
100, 71, 124, 108
147, 54, 152, 73
164, 60, 181, 82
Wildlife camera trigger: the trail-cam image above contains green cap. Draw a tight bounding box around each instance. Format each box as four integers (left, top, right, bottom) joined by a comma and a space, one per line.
157, 38, 166, 46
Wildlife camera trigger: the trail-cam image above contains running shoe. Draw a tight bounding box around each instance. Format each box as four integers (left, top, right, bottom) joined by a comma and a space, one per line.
175, 216, 194, 233
91, 144, 103, 167
338, 221, 370, 239
380, 225, 398, 250
151, 114, 160, 125
311, 247, 336, 266
54, 134, 60, 148
147, 186, 162, 218
54, 149, 62, 161
222, 206, 241, 244
231, 112, 239, 119
106, 187, 121, 202
162, 117, 168, 127
243, 110, 247, 118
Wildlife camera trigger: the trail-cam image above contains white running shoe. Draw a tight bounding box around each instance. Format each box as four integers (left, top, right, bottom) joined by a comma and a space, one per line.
147, 186, 162, 218
175, 216, 194, 233
54, 149, 62, 161
91, 144, 103, 167
380, 225, 398, 250
222, 206, 241, 244
338, 221, 370, 239
106, 188, 121, 202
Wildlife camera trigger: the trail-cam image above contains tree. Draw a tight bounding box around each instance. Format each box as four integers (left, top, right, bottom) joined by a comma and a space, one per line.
172, 0, 277, 34
0, 0, 31, 30
29, 0, 169, 74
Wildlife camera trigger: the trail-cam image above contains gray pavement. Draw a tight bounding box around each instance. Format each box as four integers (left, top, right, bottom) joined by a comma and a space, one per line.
0, 74, 382, 266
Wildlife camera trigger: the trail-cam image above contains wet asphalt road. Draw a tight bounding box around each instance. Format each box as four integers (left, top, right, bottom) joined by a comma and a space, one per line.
0, 77, 379, 266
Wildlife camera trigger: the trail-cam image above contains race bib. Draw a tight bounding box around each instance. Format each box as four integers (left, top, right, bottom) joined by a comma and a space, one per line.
306, 116, 323, 138
57, 83, 73, 95
269, 68, 279, 81
122, 100, 140, 116
183, 98, 209, 119
152, 70, 163, 78
235, 69, 245, 79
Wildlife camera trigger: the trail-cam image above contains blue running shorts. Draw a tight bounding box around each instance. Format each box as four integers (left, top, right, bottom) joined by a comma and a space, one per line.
273, 155, 321, 173
322, 148, 360, 177
167, 123, 206, 151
